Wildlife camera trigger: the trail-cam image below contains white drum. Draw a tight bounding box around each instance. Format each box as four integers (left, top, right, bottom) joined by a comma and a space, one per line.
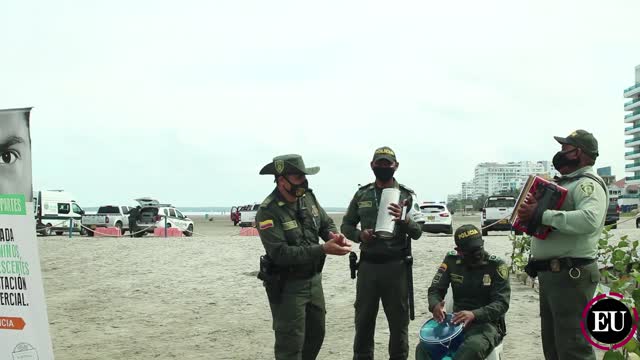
374, 188, 401, 239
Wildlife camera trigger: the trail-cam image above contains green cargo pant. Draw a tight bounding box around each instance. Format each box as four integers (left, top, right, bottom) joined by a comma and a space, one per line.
268, 273, 326, 360
353, 260, 409, 360
415, 322, 501, 360
538, 261, 599, 360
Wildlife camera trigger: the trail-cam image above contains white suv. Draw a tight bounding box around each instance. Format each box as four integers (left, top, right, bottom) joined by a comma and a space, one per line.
134, 198, 194, 237
420, 202, 453, 234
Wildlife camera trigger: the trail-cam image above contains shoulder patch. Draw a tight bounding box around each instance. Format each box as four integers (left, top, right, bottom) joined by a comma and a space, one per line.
447, 250, 458, 257
497, 263, 509, 279
488, 254, 504, 263
580, 181, 595, 197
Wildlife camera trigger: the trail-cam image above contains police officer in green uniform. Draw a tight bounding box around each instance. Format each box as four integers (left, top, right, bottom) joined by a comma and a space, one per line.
517, 130, 607, 360
256, 154, 352, 360
341, 146, 423, 360
416, 224, 510, 360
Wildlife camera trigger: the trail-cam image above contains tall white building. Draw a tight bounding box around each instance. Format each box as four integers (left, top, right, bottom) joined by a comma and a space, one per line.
466, 161, 558, 198
624, 64, 640, 184
461, 181, 475, 200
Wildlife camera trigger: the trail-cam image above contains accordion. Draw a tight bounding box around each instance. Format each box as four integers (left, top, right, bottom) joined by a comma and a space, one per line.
510, 175, 568, 240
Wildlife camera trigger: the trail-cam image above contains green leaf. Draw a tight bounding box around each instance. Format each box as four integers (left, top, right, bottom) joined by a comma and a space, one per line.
603, 350, 625, 360
613, 249, 626, 262
619, 240, 629, 248
599, 239, 609, 247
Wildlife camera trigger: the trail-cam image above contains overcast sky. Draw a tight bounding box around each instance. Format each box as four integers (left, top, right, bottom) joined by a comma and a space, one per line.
2, 0, 639, 207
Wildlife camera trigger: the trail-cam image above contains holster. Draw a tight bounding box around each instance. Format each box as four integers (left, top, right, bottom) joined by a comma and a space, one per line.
257, 255, 285, 304
349, 252, 359, 279
524, 261, 538, 278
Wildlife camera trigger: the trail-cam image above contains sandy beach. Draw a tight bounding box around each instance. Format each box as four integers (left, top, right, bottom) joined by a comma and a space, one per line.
38, 213, 630, 360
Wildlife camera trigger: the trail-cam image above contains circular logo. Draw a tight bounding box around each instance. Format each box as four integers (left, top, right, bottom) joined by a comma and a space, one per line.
581, 292, 639, 350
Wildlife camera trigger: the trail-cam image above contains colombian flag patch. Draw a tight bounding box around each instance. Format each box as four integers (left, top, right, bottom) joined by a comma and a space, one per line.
259, 219, 274, 230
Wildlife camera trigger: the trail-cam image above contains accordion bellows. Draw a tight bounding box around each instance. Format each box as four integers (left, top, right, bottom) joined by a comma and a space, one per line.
511, 175, 568, 240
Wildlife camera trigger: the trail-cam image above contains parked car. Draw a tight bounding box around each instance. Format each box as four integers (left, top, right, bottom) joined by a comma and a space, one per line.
82, 205, 133, 236
420, 202, 453, 234
481, 195, 520, 236
238, 203, 260, 227
605, 202, 620, 229
134, 198, 194, 237
34, 190, 87, 236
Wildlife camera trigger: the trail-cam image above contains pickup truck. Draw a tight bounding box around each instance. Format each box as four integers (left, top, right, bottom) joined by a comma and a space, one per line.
238, 203, 260, 227
481, 195, 520, 236
82, 205, 133, 236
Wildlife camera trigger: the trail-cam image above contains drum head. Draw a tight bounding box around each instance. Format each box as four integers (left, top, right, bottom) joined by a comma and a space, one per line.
419, 319, 462, 343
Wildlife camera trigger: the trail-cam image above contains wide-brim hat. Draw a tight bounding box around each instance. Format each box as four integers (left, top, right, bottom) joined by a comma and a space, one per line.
259, 154, 320, 176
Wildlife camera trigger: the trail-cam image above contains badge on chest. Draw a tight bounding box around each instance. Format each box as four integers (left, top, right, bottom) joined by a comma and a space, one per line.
482, 274, 492, 287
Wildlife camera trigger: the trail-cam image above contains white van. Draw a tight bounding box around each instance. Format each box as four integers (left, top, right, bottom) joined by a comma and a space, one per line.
35, 190, 87, 236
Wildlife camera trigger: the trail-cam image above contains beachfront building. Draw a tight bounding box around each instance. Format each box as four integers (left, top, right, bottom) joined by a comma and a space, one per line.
624, 64, 640, 185
471, 161, 558, 197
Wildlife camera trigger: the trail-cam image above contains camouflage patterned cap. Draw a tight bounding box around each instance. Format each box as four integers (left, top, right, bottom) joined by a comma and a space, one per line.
554, 129, 599, 159
259, 154, 320, 176
454, 224, 484, 248
372, 146, 397, 163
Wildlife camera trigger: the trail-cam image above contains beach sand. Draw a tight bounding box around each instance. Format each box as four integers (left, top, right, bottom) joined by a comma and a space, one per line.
39, 213, 625, 359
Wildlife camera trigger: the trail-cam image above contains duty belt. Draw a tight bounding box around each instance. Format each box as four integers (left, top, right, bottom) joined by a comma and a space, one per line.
360, 252, 404, 264
529, 257, 595, 273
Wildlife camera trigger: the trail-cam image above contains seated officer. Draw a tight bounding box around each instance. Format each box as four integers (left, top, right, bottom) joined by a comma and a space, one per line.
416, 225, 511, 360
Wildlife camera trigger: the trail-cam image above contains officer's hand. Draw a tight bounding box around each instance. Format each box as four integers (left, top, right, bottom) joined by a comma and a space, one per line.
517, 194, 537, 223
322, 238, 352, 256
329, 231, 351, 247
452, 310, 475, 326
389, 200, 409, 223
360, 229, 376, 242
432, 300, 446, 323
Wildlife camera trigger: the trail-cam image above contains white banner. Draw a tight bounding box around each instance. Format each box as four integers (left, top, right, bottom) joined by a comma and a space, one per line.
0, 108, 54, 360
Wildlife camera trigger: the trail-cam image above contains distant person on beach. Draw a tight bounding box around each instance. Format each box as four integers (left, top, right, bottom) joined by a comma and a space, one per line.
256, 154, 352, 360
129, 206, 141, 237
0, 108, 33, 200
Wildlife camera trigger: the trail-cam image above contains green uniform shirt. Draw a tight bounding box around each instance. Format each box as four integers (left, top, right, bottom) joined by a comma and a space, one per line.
341, 180, 422, 256
428, 251, 511, 323
531, 166, 608, 260
256, 189, 337, 266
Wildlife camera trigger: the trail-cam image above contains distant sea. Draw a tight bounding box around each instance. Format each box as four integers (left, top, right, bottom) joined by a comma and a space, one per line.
84, 206, 347, 216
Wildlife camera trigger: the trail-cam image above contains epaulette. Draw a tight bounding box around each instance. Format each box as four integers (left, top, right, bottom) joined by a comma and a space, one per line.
260, 194, 275, 208
399, 183, 415, 194
446, 250, 458, 257
356, 183, 374, 196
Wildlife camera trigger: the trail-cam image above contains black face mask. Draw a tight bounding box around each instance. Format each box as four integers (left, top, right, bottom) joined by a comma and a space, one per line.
283, 177, 309, 198
552, 148, 580, 170
373, 167, 395, 182
456, 246, 485, 265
